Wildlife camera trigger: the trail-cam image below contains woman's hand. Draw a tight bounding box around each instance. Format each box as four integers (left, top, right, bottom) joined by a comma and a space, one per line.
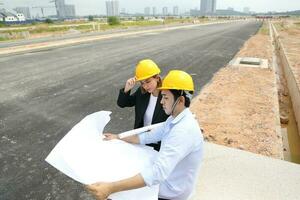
86, 182, 112, 200
124, 77, 136, 93
103, 133, 119, 141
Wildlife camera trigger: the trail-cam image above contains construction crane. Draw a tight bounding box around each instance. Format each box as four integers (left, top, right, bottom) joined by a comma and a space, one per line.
32, 6, 54, 18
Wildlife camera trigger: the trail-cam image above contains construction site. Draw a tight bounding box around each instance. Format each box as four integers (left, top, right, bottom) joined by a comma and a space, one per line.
0, 1, 300, 199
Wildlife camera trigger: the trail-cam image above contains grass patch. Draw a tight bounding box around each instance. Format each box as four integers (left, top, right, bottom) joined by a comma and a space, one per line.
74, 24, 94, 30
0, 29, 25, 34
258, 23, 269, 35
274, 23, 286, 31
122, 20, 162, 27
0, 37, 9, 41
0, 22, 7, 28
294, 22, 300, 29
29, 26, 69, 34
0, 18, 219, 41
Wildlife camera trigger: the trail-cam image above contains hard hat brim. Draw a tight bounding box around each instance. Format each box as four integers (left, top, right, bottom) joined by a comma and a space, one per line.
158, 86, 194, 91
136, 75, 154, 81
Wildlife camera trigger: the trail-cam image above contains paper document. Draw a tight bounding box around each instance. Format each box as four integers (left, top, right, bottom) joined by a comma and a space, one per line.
45, 111, 159, 200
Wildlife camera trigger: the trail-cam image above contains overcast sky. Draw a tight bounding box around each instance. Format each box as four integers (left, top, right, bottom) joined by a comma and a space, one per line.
2, 0, 300, 16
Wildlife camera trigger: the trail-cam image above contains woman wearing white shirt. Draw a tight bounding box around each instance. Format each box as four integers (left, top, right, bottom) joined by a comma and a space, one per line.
117, 59, 169, 151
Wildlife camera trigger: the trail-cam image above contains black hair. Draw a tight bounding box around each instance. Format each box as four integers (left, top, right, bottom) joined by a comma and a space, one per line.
169, 89, 192, 107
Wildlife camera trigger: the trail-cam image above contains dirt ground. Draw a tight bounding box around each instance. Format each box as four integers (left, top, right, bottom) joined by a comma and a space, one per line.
191, 22, 284, 159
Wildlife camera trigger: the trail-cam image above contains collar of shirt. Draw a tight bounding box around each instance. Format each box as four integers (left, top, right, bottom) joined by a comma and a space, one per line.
170, 108, 190, 125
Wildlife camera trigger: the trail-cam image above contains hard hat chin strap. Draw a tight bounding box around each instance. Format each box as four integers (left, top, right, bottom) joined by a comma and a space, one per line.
170, 97, 180, 115
170, 90, 183, 115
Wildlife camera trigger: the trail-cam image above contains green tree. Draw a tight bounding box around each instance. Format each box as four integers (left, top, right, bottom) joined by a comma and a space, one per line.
107, 16, 120, 25
0, 21, 6, 27
88, 15, 94, 21
45, 18, 53, 24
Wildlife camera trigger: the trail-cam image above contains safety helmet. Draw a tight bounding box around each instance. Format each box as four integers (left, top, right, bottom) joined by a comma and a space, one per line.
158, 70, 194, 92
135, 59, 161, 81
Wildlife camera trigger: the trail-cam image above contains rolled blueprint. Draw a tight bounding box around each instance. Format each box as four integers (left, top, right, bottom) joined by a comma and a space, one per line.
119, 122, 164, 139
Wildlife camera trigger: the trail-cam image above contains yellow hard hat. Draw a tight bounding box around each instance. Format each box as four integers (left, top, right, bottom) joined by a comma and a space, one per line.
135, 59, 161, 81
159, 70, 194, 91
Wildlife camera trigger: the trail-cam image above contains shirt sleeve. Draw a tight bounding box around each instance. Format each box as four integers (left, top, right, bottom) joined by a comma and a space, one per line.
140, 128, 195, 186
138, 122, 165, 145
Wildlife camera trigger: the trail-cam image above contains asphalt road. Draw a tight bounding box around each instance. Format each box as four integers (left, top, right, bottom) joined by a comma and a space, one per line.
0, 20, 261, 200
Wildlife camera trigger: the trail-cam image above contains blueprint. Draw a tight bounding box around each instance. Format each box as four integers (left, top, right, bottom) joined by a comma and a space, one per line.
45, 111, 159, 200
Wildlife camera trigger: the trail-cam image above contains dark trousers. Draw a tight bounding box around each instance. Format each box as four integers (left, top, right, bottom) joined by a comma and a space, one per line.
158, 198, 170, 200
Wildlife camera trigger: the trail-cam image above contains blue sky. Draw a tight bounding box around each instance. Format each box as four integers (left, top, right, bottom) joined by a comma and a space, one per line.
2, 0, 300, 16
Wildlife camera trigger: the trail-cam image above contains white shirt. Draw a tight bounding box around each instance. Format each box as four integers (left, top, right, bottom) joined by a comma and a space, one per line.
139, 108, 204, 200
143, 94, 158, 126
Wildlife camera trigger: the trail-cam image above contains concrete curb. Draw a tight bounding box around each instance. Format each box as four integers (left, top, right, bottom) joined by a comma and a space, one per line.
269, 22, 284, 159
271, 23, 300, 137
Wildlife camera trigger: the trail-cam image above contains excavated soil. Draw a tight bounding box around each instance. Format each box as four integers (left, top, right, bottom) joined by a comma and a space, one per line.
191, 23, 284, 159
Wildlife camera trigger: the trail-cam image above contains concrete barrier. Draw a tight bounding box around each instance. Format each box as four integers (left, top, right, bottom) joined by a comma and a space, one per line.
190, 142, 300, 200
271, 23, 300, 137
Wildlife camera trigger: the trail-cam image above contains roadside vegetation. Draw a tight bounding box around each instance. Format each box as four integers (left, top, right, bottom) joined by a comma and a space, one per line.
0, 16, 221, 42
107, 16, 120, 25
0, 21, 7, 27
258, 22, 269, 35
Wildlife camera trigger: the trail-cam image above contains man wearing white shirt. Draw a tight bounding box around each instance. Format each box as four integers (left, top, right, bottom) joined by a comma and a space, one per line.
88, 70, 204, 200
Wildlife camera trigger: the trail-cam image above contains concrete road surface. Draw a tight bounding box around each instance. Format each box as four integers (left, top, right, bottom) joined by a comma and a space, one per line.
0, 21, 261, 200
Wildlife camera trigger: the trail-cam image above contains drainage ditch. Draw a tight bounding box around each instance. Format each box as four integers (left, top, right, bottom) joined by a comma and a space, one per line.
271, 23, 300, 164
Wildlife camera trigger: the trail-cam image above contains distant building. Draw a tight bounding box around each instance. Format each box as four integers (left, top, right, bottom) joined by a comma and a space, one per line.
173, 6, 179, 16
152, 7, 157, 16
0, 9, 25, 22
106, 0, 119, 16
54, 0, 76, 19
227, 7, 234, 11
243, 7, 250, 14
0, 11, 17, 22
190, 9, 200, 16
16, 13, 26, 21
162, 7, 168, 16
55, 0, 66, 18
200, 0, 217, 14
144, 7, 150, 16
0, 13, 4, 22
64, 4, 75, 17
14, 7, 31, 19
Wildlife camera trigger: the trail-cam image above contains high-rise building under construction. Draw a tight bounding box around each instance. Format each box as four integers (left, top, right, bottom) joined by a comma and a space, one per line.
106, 0, 119, 16
200, 0, 216, 14
53, 0, 76, 18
